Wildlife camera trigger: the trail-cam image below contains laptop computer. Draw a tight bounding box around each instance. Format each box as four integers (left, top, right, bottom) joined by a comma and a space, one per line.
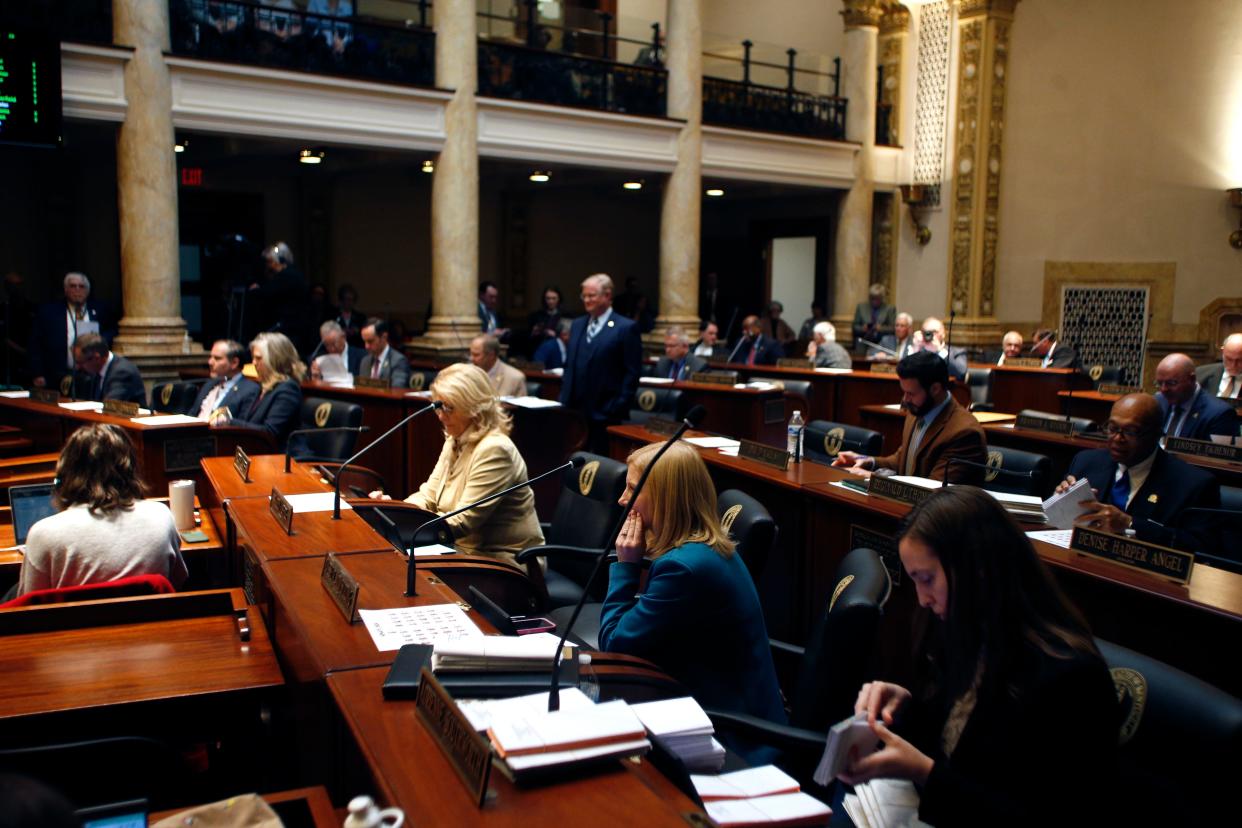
8, 482, 57, 546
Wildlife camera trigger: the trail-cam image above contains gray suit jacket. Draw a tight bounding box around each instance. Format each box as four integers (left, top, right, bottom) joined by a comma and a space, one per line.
358, 347, 412, 388
654, 354, 708, 381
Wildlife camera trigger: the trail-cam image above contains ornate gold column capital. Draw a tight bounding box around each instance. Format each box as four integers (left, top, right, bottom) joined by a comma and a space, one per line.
841, 0, 885, 29
880, 4, 911, 35
957, 0, 1020, 21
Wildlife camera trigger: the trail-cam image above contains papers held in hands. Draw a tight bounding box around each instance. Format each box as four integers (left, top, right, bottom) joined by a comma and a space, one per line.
843, 779, 928, 828
813, 714, 882, 786
1041, 476, 1094, 530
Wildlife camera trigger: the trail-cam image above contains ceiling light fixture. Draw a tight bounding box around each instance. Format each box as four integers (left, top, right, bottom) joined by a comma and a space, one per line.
299, 149, 325, 165
421, 160, 434, 173
623, 180, 643, 190
705, 188, 724, 197
529, 170, 551, 182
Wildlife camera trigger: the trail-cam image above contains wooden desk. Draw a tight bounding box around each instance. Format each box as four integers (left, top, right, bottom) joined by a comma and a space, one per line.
0, 452, 58, 499
231, 497, 389, 567
978, 364, 1092, 414
149, 786, 339, 827
1058, 389, 1122, 423
328, 666, 704, 827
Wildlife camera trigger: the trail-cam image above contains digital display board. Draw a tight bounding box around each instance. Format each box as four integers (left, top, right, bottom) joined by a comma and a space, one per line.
0, 28, 62, 148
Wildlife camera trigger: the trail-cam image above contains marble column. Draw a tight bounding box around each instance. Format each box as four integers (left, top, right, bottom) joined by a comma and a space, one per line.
652, 0, 704, 349
410, 0, 479, 361
870, 4, 910, 301
947, 0, 1020, 347
831, 0, 882, 346
111, 0, 201, 383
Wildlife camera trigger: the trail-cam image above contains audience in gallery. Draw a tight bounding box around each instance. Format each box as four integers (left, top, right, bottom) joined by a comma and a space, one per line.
757, 301, 796, 354
1029, 327, 1080, 370
212, 331, 305, 451
70, 332, 146, 406
358, 319, 412, 388
655, 326, 707, 381
911, 316, 967, 381
477, 281, 509, 341
469, 334, 526, 398
806, 320, 851, 369
533, 318, 572, 370
728, 314, 782, 366
876, 312, 915, 361
1197, 332, 1242, 400
250, 241, 311, 353
1154, 353, 1239, 440
14, 424, 187, 598
797, 302, 829, 341
692, 320, 727, 361
191, 338, 260, 420
837, 486, 1116, 827
28, 271, 116, 391
332, 283, 366, 348
368, 363, 544, 567
309, 319, 365, 381
598, 441, 785, 764
851, 283, 896, 348
526, 285, 565, 354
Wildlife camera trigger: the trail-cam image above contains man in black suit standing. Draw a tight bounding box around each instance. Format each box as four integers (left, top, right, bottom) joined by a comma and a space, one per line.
1155, 353, 1238, 440
655, 326, 707, 381
1055, 394, 1219, 552
1029, 327, 1080, 369
191, 339, 260, 420
71, 332, 145, 405
28, 272, 116, 390
560, 273, 642, 453
726, 315, 781, 365
1196, 333, 1242, 401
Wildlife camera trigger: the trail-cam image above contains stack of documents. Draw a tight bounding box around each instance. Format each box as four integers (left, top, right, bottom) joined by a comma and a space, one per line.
983, 490, 1048, 524
487, 698, 650, 781
456, 687, 594, 732
703, 792, 831, 827
632, 696, 725, 772
432, 632, 573, 673
1040, 476, 1094, 529
841, 779, 929, 828
813, 714, 882, 785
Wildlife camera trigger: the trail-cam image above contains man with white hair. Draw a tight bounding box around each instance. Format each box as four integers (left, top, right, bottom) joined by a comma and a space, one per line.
310, 319, 365, 381
876, 312, 915, 361
28, 271, 116, 389
807, 321, 852, 368
470, 334, 526, 397
655, 326, 707, 380
1197, 333, 1242, 400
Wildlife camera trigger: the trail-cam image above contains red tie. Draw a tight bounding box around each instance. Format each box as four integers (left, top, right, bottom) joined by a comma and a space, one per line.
747, 342, 757, 366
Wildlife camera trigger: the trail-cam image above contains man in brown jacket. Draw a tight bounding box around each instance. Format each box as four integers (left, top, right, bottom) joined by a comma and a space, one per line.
833, 350, 986, 482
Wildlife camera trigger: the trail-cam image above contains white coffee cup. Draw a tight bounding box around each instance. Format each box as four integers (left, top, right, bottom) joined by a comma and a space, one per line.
169, 479, 196, 531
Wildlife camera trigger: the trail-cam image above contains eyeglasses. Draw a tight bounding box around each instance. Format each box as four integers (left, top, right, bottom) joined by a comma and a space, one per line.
433, 399, 455, 414
1103, 423, 1149, 440
580, 292, 600, 300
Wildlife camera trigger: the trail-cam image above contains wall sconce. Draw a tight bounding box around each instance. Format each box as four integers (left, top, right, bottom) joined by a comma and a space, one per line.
899, 184, 932, 245
1229, 188, 1242, 249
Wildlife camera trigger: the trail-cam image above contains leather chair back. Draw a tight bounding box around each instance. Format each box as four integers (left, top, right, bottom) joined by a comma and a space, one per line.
151, 379, 209, 414
408, 369, 437, 392
789, 547, 891, 731
297, 396, 364, 460
804, 419, 883, 466
1220, 484, 1242, 512
980, 445, 1051, 497
1088, 364, 1124, 387
629, 387, 687, 424
717, 489, 777, 586
966, 366, 993, 409
545, 452, 627, 597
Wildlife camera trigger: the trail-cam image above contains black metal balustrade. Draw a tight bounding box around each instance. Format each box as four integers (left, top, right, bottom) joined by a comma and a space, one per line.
702, 43, 847, 141
1, 0, 113, 46
168, 1, 435, 89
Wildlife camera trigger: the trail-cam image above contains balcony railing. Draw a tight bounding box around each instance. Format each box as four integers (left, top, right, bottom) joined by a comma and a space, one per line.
169, 1, 435, 89
1, 0, 112, 46
702, 43, 846, 141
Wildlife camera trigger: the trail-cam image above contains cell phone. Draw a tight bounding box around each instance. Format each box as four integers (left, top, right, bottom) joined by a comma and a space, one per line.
512, 616, 556, 635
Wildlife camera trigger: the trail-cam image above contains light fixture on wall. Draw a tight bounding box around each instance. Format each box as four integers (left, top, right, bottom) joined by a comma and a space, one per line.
899, 184, 932, 245
1229, 188, 1242, 249
299, 148, 325, 165
421, 159, 434, 173
174, 138, 188, 154
623, 180, 644, 190
529, 170, 551, 182
705, 188, 725, 197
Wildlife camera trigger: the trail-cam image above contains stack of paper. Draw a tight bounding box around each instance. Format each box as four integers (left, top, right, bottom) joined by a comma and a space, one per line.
703, 793, 832, 827
632, 696, 725, 772
1040, 476, 1094, 529
691, 766, 800, 801
813, 714, 882, 785
314, 353, 352, 385
841, 779, 928, 828
432, 632, 573, 673
984, 489, 1048, 524
456, 687, 594, 732
487, 698, 650, 781
499, 395, 561, 409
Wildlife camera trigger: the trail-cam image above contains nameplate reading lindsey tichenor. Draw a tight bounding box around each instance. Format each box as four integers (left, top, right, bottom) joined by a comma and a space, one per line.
1070, 526, 1194, 585
691, 371, 737, 386
355, 376, 389, 390
416, 668, 492, 807
644, 416, 680, 437
320, 552, 360, 623
1015, 414, 1077, 436
1001, 357, 1044, 369
738, 439, 790, 471
30, 387, 60, 405
269, 487, 294, 535
1097, 384, 1142, 397
102, 399, 140, 418
1165, 436, 1242, 464
867, 475, 934, 506
869, 362, 897, 375
233, 445, 251, 482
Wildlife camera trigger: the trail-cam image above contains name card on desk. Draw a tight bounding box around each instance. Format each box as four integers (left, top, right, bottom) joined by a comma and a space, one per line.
849, 525, 902, 587
417, 668, 493, 807
269, 487, 294, 535
1097, 384, 1142, 397
1070, 526, 1194, 585
1015, 414, 1076, 436
738, 439, 790, 471
869, 363, 896, 375
691, 371, 738, 386
867, 475, 935, 506
355, 376, 389, 390
233, 445, 251, 482
644, 416, 680, 437
1002, 357, 1044, 368
30, 387, 60, 405
777, 358, 811, 369
1166, 436, 1242, 464
321, 552, 360, 622
102, 399, 140, 417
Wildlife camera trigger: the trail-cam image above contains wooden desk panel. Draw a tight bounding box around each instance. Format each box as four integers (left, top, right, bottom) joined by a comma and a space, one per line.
231, 497, 389, 565
328, 666, 703, 827
150, 786, 339, 827
980, 364, 1092, 414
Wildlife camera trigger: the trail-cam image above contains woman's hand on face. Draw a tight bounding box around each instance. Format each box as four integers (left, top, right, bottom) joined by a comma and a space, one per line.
854, 681, 912, 727
615, 511, 647, 564
837, 720, 934, 787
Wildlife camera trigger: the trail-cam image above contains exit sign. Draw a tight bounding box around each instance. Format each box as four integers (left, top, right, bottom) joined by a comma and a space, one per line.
180, 167, 203, 187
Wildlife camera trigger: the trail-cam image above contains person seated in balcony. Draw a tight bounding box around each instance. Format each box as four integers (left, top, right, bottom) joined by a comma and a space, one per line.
256, 0, 302, 40
307, 0, 353, 54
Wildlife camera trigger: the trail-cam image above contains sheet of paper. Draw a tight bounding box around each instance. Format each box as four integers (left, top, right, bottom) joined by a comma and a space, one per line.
488, 698, 645, 757
1210, 434, 1241, 445
500, 395, 561, 409
1026, 529, 1074, 549
405, 390, 431, 398
503, 738, 650, 771
131, 414, 203, 425
685, 436, 742, 449
639, 377, 676, 385
704, 792, 831, 826
718, 446, 740, 457
413, 543, 455, 556
814, 367, 853, 374
0, 390, 30, 398
884, 403, 902, 410
59, 401, 103, 411
359, 604, 483, 652
457, 687, 594, 732
691, 765, 800, 800
281, 492, 352, 513
631, 697, 713, 737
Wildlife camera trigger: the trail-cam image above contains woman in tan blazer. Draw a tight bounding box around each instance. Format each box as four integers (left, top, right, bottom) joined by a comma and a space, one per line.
372, 363, 544, 563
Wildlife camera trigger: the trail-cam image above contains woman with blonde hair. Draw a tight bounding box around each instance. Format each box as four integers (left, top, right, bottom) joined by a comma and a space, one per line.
599, 441, 785, 761
213, 331, 305, 449
371, 363, 543, 562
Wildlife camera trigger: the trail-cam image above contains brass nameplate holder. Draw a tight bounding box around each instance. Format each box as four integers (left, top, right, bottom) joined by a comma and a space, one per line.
690, 371, 737, 386
102, 399, 140, 417
1015, 414, 1076, 436
867, 475, 935, 506
1070, 526, 1194, 585
320, 552, 360, 623
1166, 436, 1242, 464
30, 387, 60, 405
355, 376, 389, 389
416, 668, 493, 807
233, 445, 251, 482
1097, 384, 1141, 397
777, 358, 810, 369
849, 524, 902, 586
738, 439, 790, 471
869, 362, 897, 374
644, 416, 680, 437
1001, 357, 1044, 369
269, 487, 294, 535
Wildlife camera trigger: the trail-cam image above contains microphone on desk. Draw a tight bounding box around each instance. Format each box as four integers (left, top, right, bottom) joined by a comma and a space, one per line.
546, 404, 707, 712
333, 401, 442, 520
1028, 329, 1054, 355
725, 334, 748, 365
403, 456, 588, 597
942, 456, 1035, 490
284, 426, 370, 473
306, 339, 326, 365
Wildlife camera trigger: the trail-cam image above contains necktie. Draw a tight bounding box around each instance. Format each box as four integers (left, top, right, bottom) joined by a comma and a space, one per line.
1225, 375, 1238, 399
587, 318, 601, 343
1165, 405, 1183, 437
199, 384, 224, 418
93, 374, 102, 401
1111, 468, 1131, 509
371, 358, 381, 379
669, 361, 680, 380
904, 419, 927, 475
747, 343, 757, 366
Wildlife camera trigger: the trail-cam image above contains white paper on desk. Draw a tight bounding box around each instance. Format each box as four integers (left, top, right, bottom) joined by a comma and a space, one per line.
488, 698, 645, 757
704, 792, 831, 827
691, 765, 800, 801
1026, 528, 1074, 549
830, 480, 870, 496
639, 377, 676, 385
843, 793, 868, 828
280, 492, 352, 513
1041, 476, 1094, 529
890, 474, 942, 491
405, 390, 431, 398
631, 696, 713, 737
131, 414, 203, 425
884, 403, 903, 410
59, 401, 103, 411
359, 603, 483, 652
499, 395, 561, 409
814, 367, 853, 374
457, 687, 594, 732
314, 353, 351, 383
718, 446, 740, 457
0, 390, 30, 398
504, 738, 651, 772
547, 367, 564, 376
685, 436, 742, 449
412, 543, 455, 556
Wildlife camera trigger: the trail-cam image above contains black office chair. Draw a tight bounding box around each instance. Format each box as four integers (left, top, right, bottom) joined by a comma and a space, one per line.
150, 379, 210, 414
292, 397, 364, 461
408, 369, 437, 392
1220, 484, 1242, 512
717, 489, 778, 587
803, 419, 883, 467
628, 387, 687, 425
753, 377, 812, 418
524, 380, 542, 398
978, 445, 1051, 497
1098, 638, 1242, 826
1087, 364, 1124, 387
965, 366, 993, 411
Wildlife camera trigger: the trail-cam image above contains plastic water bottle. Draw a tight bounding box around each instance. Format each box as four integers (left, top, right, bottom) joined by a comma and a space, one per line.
578, 652, 600, 702
787, 409, 805, 462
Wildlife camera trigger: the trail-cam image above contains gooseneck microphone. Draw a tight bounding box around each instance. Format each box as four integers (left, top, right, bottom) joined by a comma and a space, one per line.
725, 334, 748, 364
333, 400, 442, 520
547, 405, 707, 711
402, 456, 587, 596
284, 426, 369, 473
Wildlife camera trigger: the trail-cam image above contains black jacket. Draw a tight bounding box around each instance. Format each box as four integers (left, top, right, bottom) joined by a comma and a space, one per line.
233, 378, 302, 449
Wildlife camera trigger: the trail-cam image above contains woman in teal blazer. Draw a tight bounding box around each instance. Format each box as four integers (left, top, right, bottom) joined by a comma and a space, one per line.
598, 441, 785, 762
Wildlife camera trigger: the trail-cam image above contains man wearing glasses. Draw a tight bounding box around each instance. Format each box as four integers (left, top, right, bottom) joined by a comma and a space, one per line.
1053, 394, 1219, 552
1153, 353, 1238, 440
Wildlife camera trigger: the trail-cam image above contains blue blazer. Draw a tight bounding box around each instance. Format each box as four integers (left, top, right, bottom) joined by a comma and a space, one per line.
189, 376, 261, 419
559, 312, 642, 421
28, 299, 117, 381
233, 378, 303, 449
599, 542, 786, 763
1067, 448, 1220, 552
532, 337, 566, 370
1156, 390, 1239, 441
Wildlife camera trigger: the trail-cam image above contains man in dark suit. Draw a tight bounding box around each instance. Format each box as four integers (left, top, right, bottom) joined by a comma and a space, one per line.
874, 312, 915, 361
1155, 353, 1239, 440
833, 350, 986, 482
984, 330, 1025, 366
1029, 327, 1080, 369
913, 316, 967, 381
1055, 394, 1219, 552
333, 284, 365, 348
191, 339, 260, 420
71, 332, 145, 405
654, 326, 707, 381
560, 273, 642, 453
533, 318, 571, 370
691, 320, 727, 361
851, 283, 897, 347
726, 315, 781, 366
1196, 333, 1242, 401
28, 271, 116, 390
358, 319, 411, 388
477, 281, 509, 341
310, 320, 365, 380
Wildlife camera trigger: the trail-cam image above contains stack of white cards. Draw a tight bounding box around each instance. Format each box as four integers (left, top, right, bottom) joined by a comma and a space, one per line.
812, 714, 882, 785
841, 779, 929, 828
631, 696, 726, 772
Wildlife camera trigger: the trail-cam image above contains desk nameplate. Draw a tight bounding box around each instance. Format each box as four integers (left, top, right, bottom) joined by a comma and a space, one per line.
1002, 358, 1044, 369
1097, 384, 1142, 397
869, 363, 896, 375
416, 668, 492, 807
1070, 526, 1194, 585
849, 525, 902, 587
644, 417, 679, 437
321, 553, 360, 623
355, 376, 389, 390
30, 387, 60, 405
690, 371, 737, 386
867, 475, 935, 506
777, 358, 810, 369
103, 399, 140, 417
1015, 414, 1076, 436
1166, 436, 1242, 464
738, 439, 789, 471
234, 446, 251, 483
269, 488, 294, 535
